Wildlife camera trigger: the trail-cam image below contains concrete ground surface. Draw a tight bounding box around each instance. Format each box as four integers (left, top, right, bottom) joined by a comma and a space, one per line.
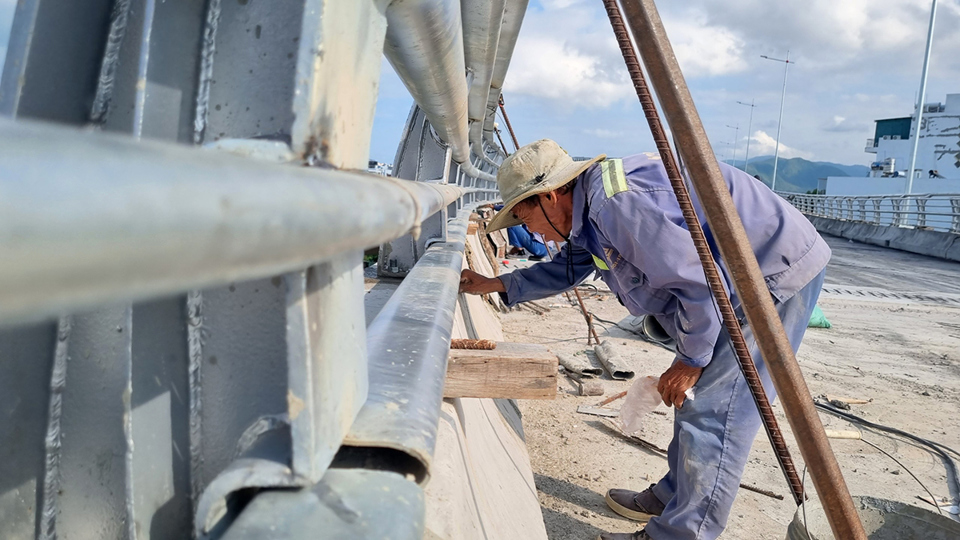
501, 234, 960, 539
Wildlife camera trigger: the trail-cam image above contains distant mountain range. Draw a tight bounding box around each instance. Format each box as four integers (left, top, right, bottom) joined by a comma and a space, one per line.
723, 156, 869, 193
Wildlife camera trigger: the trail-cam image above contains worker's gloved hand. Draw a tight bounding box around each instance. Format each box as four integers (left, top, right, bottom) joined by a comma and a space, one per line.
657, 361, 703, 409
459, 269, 506, 295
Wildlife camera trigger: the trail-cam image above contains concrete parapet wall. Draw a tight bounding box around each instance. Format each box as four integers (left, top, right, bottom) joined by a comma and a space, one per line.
806, 215, 960, 262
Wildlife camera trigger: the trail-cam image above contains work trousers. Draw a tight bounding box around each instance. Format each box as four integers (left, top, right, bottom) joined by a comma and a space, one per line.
506, 225, 548, 257
644, 270, 825, 540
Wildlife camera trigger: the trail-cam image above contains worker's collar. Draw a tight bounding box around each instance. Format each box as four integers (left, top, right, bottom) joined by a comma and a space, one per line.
567, 168, 591, 242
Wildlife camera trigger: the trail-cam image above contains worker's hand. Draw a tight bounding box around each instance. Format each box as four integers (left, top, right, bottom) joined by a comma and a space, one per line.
459, 269, 506, 295
658, 361, 703, 409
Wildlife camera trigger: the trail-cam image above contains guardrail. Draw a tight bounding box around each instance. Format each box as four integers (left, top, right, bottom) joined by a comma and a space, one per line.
781, 193, 960, 234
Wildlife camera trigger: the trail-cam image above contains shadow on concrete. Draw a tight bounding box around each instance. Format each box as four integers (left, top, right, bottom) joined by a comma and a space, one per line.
539, 506, 608, 540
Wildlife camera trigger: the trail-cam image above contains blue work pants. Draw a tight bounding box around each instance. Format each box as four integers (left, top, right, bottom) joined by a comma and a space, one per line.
507, 225, 548, 257
645, 270, 825, 540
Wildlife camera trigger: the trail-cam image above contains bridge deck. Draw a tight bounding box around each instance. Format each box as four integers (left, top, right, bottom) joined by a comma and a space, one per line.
502, 237, 960, 538
823, 233, 960, 295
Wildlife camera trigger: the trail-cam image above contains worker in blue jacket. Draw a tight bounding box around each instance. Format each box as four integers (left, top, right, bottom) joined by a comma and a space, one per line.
459, 139, 830, 540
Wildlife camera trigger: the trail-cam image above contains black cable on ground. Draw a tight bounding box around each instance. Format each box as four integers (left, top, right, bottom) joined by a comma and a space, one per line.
815, 400, 960, 506
859, 438, 944, 516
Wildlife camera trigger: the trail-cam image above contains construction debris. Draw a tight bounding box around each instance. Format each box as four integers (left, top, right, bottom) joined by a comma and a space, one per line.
557, 352, 603, 378
576, 405, 620, 418
565, 371, 604, 397
594, 339, 635, 380
596, 390, 628, 407
739, 484, 784, 501
824, 429, 862, 440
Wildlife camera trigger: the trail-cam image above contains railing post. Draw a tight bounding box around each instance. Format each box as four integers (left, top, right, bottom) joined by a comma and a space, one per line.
952, 197, 960, 233
892, 198, 904, 227
916, 197, 928, 229
872, 198, 882, 224
857, 199, 866, 222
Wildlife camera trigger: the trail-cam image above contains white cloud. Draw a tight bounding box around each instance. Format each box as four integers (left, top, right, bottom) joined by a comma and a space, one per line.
749, 130, 813, 160
660, 14, 748, 77
506, 35, 633, 108
376, 0, 960, 165
504, 0, 747, 107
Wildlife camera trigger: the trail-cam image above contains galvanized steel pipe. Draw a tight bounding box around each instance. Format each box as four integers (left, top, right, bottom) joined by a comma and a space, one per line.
617, 1, 866, 538
384, 0, 470, 165
462, 0, 505, 158
383, 0, 496, 182
0, 119, 467, 325
462, 157, 497, 182
342, 213, 471, 483
482, 0, 529, 142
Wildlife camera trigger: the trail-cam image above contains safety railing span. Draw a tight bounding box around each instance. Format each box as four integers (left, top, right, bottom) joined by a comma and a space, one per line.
781, 193, 960, 234
0, 0, 517, 539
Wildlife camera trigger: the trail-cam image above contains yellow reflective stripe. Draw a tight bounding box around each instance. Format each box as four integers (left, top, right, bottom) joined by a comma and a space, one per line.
600, 159, 628, 197
612, 159, 627, 193
601, 161, 615, 198
592, 254, 609, 271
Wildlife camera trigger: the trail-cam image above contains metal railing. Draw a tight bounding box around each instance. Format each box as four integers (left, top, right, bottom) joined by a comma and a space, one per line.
0, 0, 509, 538
781, 192, 960, 234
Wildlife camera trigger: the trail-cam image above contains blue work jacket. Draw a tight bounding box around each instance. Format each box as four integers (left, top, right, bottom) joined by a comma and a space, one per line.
498, 153, 831, 368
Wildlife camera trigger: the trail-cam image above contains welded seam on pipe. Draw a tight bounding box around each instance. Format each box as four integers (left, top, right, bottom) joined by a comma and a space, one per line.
600, 0, 804, 504
89, 0, 133, 123
193, 0, 222, 144
186, 291, 205, 511
38, 317, 71, 540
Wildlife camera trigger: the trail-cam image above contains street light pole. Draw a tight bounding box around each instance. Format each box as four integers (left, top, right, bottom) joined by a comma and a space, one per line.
761, 52, 793, 192
906, 0, 938, 195
736, 99, 756, 174
726, 123, 739, 168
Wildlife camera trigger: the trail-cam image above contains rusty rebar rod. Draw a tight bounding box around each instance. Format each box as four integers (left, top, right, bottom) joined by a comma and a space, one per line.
495, 127, 510, 156
575, 289, 601, 345
598, 0, 804, 507
610, 1, 866, 538
498, 95, 521, 151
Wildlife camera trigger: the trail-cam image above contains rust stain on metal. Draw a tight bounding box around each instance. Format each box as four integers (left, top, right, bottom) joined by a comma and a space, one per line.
287, 390, 306, 420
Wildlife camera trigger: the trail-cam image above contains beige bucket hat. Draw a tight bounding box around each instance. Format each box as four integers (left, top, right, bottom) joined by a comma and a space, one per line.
487, 139, 605, 232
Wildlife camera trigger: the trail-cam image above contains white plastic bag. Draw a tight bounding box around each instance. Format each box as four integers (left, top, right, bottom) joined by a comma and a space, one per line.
620, 375, 696, 434
620, 375, 663, 435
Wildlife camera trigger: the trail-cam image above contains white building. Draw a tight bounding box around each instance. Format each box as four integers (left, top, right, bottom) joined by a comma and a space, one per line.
823, 93, 960, 195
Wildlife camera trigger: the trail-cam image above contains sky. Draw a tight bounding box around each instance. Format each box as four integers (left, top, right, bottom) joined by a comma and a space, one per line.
2, 0, 958, 167
371, 0, 960, 167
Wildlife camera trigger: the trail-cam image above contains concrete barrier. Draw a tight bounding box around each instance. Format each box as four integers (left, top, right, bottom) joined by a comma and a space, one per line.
806, 215, 960, 262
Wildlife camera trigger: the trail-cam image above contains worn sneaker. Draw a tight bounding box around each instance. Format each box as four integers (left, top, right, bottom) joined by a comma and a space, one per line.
604, 485, 665, 522
597, 530, 650, 540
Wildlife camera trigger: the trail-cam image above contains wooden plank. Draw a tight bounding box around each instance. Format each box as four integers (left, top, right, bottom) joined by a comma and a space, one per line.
444, 342, 557, 399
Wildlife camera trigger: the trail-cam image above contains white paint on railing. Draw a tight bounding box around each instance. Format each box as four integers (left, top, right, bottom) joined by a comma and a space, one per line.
780, 192, 960, 234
